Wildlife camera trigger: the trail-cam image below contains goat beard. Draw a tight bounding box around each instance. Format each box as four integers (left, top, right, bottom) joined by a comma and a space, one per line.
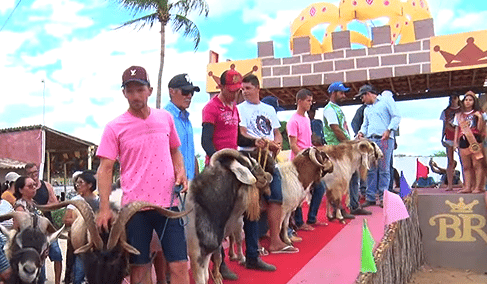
245, 185, 261, 221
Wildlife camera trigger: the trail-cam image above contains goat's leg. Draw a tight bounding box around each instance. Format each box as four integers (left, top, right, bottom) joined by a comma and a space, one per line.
235, 230, 245, 263
326, 200, 335, 221
189, 251, 208, 284
210, 249, 223, 284
281, 212, 292, 245
228, 235, 236, 260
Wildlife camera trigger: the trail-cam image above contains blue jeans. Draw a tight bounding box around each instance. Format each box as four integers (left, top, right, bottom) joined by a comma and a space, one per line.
73, 255, 85, 284
294, 181, 326, 226
243, 217, 259, 260
349, 172, 360, 210
366, 138, 394, 202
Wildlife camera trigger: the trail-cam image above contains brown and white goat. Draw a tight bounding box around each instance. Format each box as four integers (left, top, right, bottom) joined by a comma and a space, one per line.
318, 139, 384, 221
0, 212, 64, 284
186, 149, 272, 284
38, 200, 190, 284
277, 147, 334, 245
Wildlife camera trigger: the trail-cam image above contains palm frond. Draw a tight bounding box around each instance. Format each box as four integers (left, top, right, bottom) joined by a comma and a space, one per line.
170, 0, 209, 17
171, 14, 201, 49
114, 13, 159, 30
113, 0, 162, 16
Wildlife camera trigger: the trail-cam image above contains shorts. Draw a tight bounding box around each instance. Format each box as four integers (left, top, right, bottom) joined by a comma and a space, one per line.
48, 239, 63, 262
127, 208, 188, 265
263, 167, 283, 204
459, 134, 483, 149
0, 236, 9, 273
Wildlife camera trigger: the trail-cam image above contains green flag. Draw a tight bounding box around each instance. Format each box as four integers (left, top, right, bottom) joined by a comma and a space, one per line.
360, 219, 377, 273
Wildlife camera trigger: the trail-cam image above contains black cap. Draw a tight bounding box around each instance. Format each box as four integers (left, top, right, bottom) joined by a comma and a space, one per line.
168, 74, 200, 92
356, 84, 377, 98
261, 96, 284, 112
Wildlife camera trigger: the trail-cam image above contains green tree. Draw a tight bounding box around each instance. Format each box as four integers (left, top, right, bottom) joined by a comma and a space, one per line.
115, 0, 209, 108
432, 150, 447, 157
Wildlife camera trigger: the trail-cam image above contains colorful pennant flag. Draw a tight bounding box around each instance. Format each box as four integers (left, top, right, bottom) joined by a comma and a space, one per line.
360, 219, 377, 273
399, 171, 412, 198
416, 158, 429, 180
383, 190, 410, 225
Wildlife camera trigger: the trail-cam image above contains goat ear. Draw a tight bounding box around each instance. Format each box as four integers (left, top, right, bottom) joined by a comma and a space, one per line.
229, 160, 257, 185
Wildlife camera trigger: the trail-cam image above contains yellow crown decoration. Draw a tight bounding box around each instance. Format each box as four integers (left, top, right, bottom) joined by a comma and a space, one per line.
445, 198, 479, 213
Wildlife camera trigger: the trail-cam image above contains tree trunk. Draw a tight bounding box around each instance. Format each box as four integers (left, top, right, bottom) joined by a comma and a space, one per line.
156, 21, 166, 109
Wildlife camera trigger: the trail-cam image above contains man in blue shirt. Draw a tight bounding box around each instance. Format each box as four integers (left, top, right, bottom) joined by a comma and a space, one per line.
161, 73, 200, 283
356, 85, 401, 207
165, 73, 200, 180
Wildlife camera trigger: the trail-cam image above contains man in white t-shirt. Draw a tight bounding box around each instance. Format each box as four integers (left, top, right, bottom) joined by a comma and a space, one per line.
238, 74, 298, 255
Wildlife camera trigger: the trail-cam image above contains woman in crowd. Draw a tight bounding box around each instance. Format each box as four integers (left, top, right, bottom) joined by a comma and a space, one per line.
453, 91, 486, 193
63, 170, 99, 284
440, 94, 462, 191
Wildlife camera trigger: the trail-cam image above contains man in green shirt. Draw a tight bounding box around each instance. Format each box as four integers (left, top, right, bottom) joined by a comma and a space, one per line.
323, 82, 371, 216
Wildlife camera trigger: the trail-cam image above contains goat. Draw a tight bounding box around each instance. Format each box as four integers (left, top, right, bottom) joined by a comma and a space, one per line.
318, 139, 384, 222
186, 149, 272, 284
277, 147, 333, 245
0, 212, 63, 284
37, 200, 190, 284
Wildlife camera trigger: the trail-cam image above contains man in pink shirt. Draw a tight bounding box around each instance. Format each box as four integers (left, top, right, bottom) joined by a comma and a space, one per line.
287, 89, 327, 231
96, 66, 189, 284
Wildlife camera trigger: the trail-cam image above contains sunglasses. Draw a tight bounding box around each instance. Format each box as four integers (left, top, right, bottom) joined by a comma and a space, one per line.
181, 90, 194, 96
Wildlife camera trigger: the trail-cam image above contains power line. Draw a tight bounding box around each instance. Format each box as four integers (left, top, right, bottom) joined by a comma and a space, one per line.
0, 0, 23, 32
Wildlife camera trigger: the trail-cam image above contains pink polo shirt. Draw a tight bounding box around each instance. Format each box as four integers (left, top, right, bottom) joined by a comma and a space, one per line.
96, 108, 181, 207
287, 112, 312, 160
202, 95, 239, 163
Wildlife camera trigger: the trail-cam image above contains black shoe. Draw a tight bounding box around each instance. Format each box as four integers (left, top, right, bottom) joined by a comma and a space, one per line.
362, 201, 376, 207
341, 209, 355, 219
220, 262, 238, 280
351, 208, 372, 215
245, 258, 276, 271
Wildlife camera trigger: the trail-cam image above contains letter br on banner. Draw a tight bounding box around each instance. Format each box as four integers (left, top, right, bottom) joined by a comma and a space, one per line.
418, 191, 487, 272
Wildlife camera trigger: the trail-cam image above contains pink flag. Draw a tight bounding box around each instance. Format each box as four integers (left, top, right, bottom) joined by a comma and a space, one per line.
383, 190, 409, 225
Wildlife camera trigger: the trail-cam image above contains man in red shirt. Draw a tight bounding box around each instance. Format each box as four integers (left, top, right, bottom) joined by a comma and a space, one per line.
201, 69, 276, 280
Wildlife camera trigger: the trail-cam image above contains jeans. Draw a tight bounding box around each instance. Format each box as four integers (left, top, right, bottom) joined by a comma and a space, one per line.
73, 255, 85, 284
243, 217, 259, 260
349, 172, 360, 210
366, 138, 394, 202
294, 181, 326, 226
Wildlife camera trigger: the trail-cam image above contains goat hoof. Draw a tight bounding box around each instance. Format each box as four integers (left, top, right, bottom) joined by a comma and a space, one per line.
340, 219, 346, 224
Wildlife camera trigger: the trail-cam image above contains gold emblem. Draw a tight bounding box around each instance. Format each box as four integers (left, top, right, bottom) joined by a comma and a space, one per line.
445, 197, 479, 213
469, 143, 481, 153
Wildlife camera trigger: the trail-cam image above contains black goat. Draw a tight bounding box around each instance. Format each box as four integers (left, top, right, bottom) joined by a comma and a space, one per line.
0, 212, 63, 284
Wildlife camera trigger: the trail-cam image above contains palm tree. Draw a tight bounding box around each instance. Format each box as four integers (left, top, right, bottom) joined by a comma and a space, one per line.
115, 0, 209, 108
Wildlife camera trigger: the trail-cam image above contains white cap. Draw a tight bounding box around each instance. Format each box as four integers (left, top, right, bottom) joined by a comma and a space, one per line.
5, 172, 20, 183
72, 171, 83, 181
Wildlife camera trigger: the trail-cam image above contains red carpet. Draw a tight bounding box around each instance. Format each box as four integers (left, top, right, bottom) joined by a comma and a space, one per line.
190, 202, 349, 284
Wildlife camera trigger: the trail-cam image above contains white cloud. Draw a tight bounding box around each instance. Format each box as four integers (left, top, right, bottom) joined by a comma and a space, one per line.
30, 0, 94, 37
207, 35, 234, 56
0, 0, 15, 14
248, 10, 298, 43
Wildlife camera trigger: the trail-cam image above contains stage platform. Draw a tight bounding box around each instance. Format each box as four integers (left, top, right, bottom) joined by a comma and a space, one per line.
417, 188, 487, 273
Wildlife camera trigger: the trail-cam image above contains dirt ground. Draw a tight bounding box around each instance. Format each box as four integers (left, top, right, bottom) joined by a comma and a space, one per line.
409, 265, 487, 284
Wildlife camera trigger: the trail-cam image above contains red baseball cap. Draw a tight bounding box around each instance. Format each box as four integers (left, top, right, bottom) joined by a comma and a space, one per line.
122, 66, 150, 87
221, 69, 243, 92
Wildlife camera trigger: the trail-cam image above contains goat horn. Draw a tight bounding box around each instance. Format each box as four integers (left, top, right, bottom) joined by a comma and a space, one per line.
309, 147, 323, 167
107, 201, 192, 251
209, 149, 242, 167
0, 211, 33, 231
37, 200, 104, 251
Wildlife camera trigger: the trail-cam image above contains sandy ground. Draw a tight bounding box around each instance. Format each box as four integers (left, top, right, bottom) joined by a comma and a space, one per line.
409, 265, 487, 284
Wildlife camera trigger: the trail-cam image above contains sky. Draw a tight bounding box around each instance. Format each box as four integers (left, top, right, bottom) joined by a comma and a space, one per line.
1, 0, 486, 157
